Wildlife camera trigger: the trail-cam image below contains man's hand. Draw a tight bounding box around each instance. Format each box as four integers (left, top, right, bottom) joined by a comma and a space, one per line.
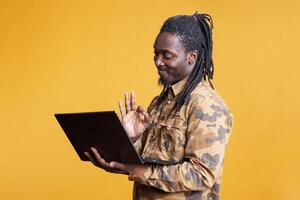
84, 147, 147, 180
119, 91, 150, 141
84, 147, 128, 174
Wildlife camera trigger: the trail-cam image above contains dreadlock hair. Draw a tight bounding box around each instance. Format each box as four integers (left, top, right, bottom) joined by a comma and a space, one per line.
156, 12, 214, 112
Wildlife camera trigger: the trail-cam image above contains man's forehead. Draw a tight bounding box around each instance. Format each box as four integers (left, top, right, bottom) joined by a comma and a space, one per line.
153, 32, 181, 51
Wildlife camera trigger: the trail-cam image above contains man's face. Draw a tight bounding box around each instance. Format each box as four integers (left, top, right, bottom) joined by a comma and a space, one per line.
153, 31, 195, 85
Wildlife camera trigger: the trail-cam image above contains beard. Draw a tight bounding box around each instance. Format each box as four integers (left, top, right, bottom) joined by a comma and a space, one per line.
157, 76, 169, 87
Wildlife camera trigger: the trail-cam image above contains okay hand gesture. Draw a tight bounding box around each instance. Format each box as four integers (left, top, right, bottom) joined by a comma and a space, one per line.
118, 91, 150, 141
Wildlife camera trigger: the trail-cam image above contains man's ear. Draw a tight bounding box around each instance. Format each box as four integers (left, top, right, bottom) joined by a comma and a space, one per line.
188, 50, 199, 65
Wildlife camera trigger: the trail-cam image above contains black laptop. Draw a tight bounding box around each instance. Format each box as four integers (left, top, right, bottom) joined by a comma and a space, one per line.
55, 111, 145, 164
55, 111, 183, 165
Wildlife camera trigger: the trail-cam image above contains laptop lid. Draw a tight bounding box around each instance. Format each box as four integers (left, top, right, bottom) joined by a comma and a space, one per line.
55, 111, 143, 165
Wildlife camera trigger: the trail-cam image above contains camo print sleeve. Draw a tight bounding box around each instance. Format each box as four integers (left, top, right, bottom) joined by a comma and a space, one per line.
131, 93, 233, 193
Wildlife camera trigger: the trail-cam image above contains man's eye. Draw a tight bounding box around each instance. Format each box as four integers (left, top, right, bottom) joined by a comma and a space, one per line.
164, 53, 172, 59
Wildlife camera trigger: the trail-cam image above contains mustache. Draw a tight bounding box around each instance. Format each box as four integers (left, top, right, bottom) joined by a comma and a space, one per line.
157, 65, 167, 71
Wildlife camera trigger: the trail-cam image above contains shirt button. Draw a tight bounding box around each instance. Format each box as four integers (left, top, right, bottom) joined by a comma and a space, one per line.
167, 100, 172, 104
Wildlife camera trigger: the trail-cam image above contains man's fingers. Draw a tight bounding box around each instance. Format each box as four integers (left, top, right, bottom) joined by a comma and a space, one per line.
130, 91, 137, 110
136, 106, 150, 124
90, 147, 111, 169
143, 112, 151, 124
125, 92, 131, 113
106, 168, 129, 175
84, 151, 99, 167
118, 100, 126, 120
86, 148, 130, 175
90, 147, 103, 163
110, 161, 127, 171
136, 105, 144, 113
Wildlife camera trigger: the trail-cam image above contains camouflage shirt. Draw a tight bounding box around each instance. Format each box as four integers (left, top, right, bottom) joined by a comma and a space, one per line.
131, 78, 233, 200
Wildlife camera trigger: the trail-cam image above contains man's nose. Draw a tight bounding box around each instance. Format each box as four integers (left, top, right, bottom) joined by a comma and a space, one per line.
154, 55, 164, 67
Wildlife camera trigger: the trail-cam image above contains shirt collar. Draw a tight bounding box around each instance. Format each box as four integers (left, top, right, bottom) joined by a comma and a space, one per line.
170, 76, 189, 96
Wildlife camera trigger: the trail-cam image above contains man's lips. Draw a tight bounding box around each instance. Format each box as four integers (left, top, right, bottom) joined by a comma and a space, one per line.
157, 65, 167, 71
157, 69, 167, 76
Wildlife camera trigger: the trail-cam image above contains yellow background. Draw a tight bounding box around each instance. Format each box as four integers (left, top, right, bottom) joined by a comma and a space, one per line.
1, 0, 299, 199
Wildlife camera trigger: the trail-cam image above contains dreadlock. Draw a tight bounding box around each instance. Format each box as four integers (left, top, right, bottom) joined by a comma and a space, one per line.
156, 12, 214, 112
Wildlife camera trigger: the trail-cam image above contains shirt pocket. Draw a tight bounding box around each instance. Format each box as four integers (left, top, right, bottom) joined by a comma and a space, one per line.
157, 118, 187, 159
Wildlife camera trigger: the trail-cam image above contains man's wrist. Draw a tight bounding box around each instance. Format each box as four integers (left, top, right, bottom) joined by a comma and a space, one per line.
129, 164, 152, 183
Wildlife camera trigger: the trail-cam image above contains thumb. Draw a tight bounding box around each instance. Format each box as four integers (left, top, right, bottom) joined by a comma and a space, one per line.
110, 161, 127, 171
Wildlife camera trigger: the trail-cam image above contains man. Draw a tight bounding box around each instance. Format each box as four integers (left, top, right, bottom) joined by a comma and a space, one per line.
85, 12, 233, 200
